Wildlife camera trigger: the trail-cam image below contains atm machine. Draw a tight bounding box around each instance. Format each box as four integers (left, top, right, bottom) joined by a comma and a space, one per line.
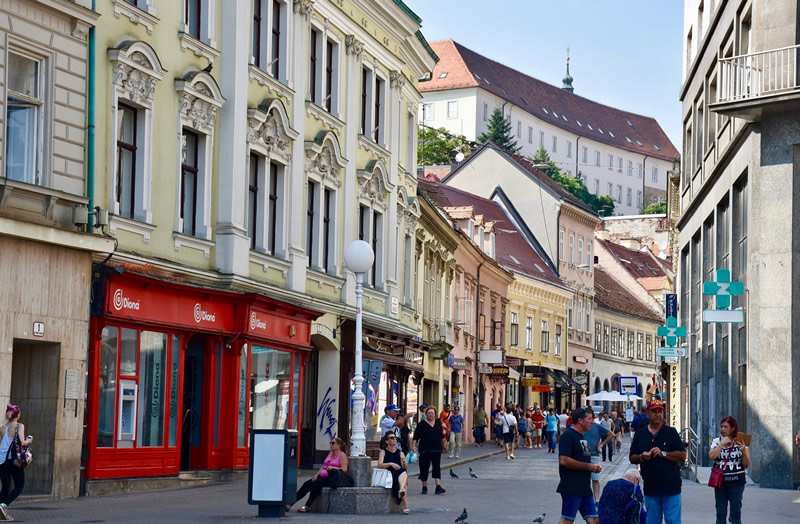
118, 379, 137, 447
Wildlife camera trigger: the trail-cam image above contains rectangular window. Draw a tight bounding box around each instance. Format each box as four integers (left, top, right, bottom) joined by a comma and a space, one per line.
137, 331, 167, 447
370, 211, 382, 286
585, 301, 591, 332
98, 326, 119, 447
617, 185, 622, 203
528, 126, 533, 144
582, 146, 588, 163
510, 312, 519, 346
576, 299, 583, 331
250, 347, 293, 429
248, 153, 260, 249
6, 52, 43, 185
608, 154, 614, 169
360, 67, 369, 135
181, 129, 199, 236
540, 320, 549, 353
237, 343, 248, 447
637, 163, 643, 178
578, 237, 584, 266
322, 188, 332, 272
618, 158, 623, 172
568, 299, 573, 329
586, 243, 592, 272
169, 334, 180, 447
558, 229, 565, 261
270, 0, 281, 77
309, 28, 319, 105
423, 103, 433, 121
186, 0, 202, 39
447, 101, 458, 119
554, 324, 562, 355
595, 151, 601, 166
567, 141, 572, 158
628, 330, 635, 358
604, 325, 610, 353
324, 39, 336, 112
646, 334, 653, 361
552, 136, 557, 152
608, 183, 613, 196
626, 188, 632, 206
637, 191, 642, 208
627, 160, 633, 176
594, 179, 600, 195
595, 322, 602, 351
307, 181, 317, 267
637, 332, 643, 359
525, 316, 533, 350
611, 327, 617, 355
482, 103, 488, 121
540, 131, 545, 147
374, 76, 385, 143
268, 162, 280, 255
568, 233, 574, 264
252, 0, 263, 65
652, 167, 658, 183
116, 103, 138, 218
517, 121, 522, 137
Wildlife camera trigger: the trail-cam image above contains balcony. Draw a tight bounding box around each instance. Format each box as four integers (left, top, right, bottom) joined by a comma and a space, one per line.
711, 45, 800, 120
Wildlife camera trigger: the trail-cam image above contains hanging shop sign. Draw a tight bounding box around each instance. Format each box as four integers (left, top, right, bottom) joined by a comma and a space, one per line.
479, 349, 503, 364
490, 366, 509, 377
521, 377, 539, 387
478, 365, 492, 374
404, 348, 424, 366
451, 358, 468, 370
530, 385, 552, 393
506, 358, 522, 366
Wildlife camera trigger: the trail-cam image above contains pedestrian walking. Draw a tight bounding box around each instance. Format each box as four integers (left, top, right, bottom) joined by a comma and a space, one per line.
629, 399, 686, 524
286, 437, 350, 513
557, 407, 601, 524
630, 410, 641, 442
448, 407, 464, 459
611, 411, 625, 454
584, 409, 615, 502
439, 404, 451, 453
501, 408, 518, 460
558, 409, 569, 443
532, 407, 546, 448
709, 416, 749, 524
473, 405, 488, 447
598, 469, 646, 524
517, 412, 530, 449
412, 406, 446, 495
599, 412, 614, 462
0, 404, 32, 522
494, 405, 505, 446
377, 431, 411, 514
546, 408, 559, 453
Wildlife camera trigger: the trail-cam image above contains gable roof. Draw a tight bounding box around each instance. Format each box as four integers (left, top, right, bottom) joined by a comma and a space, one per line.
419, 179, 564, 288
598, 238, 670, 282
421, 40, 679, 162
594, 267, 663, 323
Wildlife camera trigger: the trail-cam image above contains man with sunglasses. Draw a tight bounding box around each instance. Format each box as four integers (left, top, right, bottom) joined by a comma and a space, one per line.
629, 399, 686, 523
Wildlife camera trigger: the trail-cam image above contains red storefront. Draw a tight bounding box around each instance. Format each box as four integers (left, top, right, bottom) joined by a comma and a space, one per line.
86, 271, 320, 480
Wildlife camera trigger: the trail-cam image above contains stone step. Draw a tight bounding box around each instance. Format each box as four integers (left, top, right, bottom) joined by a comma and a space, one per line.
308, 487, 403, 514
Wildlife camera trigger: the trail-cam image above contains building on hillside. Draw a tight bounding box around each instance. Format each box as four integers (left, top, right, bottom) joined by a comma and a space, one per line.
84, 0, 437, 487
418, 40, 679, 215
678, 0, 800, 489
598, 214, 673, 260
441, 143, 599, 400
419, 180, 516, 424
594, 238, 673, 308
592, 268, 663, 413
0, 0, 113, 500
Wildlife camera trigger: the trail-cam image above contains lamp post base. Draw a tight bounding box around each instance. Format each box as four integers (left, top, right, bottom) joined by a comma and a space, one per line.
348, 455, 372, 487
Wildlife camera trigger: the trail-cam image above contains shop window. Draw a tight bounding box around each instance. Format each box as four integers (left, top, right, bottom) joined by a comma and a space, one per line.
137, 331, 167, 447
98, 327, 119, 448
238, 344, 249, 447
169, 334, 180, 447
250, 346, 294, 430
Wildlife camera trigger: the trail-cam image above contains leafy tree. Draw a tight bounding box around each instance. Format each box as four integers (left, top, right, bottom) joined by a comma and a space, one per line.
477, 107, 521, 154
417, 127, 471, 165
643, 200, 667, 214
531, 147, 616, 216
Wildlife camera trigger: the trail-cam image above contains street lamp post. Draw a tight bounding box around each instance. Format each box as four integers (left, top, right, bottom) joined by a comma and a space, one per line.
344, 240, 375, 457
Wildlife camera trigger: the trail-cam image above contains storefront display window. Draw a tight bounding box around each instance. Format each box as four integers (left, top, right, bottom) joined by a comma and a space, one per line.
120, 328, 138, 376
250, 346, 292, 430
292, 353, 300, 430
213, 342, 223, 447
168, 334, 180, 447
137, 331, 167, 447
98, 326, 119, 448
238, 344, 249, 447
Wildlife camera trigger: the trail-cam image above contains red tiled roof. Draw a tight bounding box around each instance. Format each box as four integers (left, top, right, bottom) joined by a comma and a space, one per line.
594, 267, 663, 323
421, 40, 679, 162
419, 179, 563, 288
598, 239, 668, 281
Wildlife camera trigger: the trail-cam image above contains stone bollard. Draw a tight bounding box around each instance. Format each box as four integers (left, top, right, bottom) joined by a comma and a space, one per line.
348, 456, 372, 487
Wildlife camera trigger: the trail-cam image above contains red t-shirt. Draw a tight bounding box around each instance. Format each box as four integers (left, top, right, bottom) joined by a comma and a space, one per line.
532, 412, 545, 429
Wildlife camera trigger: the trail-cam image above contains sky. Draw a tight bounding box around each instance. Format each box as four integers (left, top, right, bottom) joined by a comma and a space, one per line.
406, 0, 684, 151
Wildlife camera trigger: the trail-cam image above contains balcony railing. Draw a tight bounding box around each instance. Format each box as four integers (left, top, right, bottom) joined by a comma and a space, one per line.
718, 45, 800, 103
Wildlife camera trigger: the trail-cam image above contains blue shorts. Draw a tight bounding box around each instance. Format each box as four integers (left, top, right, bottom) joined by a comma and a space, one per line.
503, 432, 515, 444
561, 494, 598, 521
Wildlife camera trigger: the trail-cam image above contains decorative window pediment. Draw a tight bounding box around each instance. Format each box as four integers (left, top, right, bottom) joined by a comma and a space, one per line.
175, 70, 225, 134
357, 159, 393, 209
248, 98, 297, 164
304, 130, 346, 187
108, 40, 166, 109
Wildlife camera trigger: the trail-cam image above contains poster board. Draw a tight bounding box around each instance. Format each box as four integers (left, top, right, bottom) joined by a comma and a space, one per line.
249, 431, 287, 504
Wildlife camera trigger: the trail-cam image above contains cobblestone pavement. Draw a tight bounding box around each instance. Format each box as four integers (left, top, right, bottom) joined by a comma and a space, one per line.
6, 439, 799, 523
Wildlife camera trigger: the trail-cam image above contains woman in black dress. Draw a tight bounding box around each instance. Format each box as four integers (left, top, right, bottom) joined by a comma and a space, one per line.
378, 431, 410, 514
412, 405, 446, 495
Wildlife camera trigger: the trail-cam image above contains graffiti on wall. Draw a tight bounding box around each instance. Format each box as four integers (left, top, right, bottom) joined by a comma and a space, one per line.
317, 386, 337, 440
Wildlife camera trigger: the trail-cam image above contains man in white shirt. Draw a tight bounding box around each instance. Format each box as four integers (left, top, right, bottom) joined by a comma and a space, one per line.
558, 409, 569, 443
502, 409, 518, 460
380, 404, 413, 451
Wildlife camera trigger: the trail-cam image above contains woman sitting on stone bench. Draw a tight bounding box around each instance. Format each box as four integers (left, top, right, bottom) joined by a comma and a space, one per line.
286, 437, 349, 513
378, 431, 410, 514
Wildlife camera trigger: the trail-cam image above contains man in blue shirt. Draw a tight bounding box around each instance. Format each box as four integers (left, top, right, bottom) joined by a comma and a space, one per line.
448, 406, 464, 458
585, 409, 615, 503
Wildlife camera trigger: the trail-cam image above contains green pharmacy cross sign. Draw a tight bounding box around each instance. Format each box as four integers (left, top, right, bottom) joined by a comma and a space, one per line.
702, 268, 744, 323
657, 317, 686, 347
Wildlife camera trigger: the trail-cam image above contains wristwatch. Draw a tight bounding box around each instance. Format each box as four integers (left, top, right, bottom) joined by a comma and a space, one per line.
661, 451, 667, 457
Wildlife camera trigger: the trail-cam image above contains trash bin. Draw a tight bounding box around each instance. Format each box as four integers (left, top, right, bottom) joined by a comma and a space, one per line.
248, 429, 298, 518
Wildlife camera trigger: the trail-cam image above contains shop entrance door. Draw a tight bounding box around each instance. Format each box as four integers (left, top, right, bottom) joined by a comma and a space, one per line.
180, 338, 206, 470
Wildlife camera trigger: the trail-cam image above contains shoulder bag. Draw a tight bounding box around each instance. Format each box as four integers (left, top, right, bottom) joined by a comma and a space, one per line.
10, 424, 32, 469
371, 467, 393, 489
708, 444, 733, 488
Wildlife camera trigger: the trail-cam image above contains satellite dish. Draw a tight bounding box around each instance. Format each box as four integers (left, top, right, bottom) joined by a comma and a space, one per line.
454, 152, 465, 162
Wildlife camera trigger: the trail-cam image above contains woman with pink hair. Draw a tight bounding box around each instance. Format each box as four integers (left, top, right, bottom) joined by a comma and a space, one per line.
0, 404, 33, 521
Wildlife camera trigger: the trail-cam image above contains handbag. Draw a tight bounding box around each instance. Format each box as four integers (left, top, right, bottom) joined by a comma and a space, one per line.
9, 425, 32, 470
371, 467, 393, 489
406, 451, 418, 464
708, 444, 733, 488
328, 468, 354, 489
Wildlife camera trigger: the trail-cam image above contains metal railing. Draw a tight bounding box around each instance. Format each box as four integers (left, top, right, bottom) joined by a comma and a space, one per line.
718, 45, 800, 103
680, 426, 700, 481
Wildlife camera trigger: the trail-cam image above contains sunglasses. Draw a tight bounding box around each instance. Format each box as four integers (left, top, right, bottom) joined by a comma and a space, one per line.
387, 436, 397, 440
330, 442, 337, 445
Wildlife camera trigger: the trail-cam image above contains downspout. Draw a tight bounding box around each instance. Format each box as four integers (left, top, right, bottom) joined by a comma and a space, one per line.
87, 0, 96, 230
475, 261, 484, 408
641, 155, 649, 213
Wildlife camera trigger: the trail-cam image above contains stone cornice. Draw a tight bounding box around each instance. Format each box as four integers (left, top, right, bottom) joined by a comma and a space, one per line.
560, 203, 600, 229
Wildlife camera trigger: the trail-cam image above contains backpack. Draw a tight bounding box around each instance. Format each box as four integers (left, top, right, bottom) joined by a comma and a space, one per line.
623, 484, 645, 524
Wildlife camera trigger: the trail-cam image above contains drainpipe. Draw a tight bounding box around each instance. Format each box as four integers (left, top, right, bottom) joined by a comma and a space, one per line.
641, 155, 649, 213
87, 0, 96, 230
474, 261, 483, 408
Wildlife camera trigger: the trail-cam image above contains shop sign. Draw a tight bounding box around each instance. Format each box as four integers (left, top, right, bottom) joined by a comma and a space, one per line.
446, 352, 455, 367
479, 349, 503, 364
573, 373, 588, 385
404, 348, 424, 366
669, 363, 680, 428
573, 355, 588, 364
490, 365, 509, 377
530, 385, 552, 392
246, 306, 310, 346
506, 358, 521, 366
451, 358, 467, 370
521, 377, 539, 387
478, 365, 492, 374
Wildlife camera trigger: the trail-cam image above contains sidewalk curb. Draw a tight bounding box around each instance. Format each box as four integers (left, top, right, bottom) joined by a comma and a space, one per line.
409, 449, 506, 478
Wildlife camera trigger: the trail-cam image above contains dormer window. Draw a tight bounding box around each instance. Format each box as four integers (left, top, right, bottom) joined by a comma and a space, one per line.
488, 232, 496, 258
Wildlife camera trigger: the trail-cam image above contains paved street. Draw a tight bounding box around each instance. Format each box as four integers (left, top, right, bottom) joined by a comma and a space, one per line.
7, 439, 800, 523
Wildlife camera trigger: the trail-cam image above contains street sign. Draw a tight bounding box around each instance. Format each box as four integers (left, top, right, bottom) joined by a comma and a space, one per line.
703, 269, 744, 323
657, 346, 686, 357
657, 317, 686, 347
478, 365, 492, 374
618, 376, 638, 395
664, 356, 679, 364
665, 293, 678, 319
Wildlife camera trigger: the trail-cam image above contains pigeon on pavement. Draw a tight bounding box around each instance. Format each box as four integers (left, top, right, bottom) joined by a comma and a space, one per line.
455, 508, 468, 523
469, 467, 478, 479
449, 468, 459, 479
533, 513, 546, 523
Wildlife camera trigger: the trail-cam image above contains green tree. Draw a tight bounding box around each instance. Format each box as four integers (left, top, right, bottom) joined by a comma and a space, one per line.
643, 200, 667, 214
417, 127, 471, 165
477, 107, 521, 154
530, 147, 616, 216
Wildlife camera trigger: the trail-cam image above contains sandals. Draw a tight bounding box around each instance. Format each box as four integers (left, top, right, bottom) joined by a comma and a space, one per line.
298, 506, 309, 513
402, 507, 410, 514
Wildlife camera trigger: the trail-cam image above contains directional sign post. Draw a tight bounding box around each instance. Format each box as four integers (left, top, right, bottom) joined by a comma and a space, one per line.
657, 346, 687, 357
703, 269, 744, 323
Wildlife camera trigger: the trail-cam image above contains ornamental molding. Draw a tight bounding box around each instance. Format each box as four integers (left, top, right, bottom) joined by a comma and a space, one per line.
293, 0, 315, 16
305, 130, 347, 187
357, 159, 393, 209
247, 98, 298, 164
345, 35, 364, 57
108, 40, 166, 106
389, 70, 406, 90
175, 70, 225, 135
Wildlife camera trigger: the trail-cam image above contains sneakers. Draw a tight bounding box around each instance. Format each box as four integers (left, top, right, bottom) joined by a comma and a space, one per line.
402, 508, 410, 514
435, 485, 446, 495
0, 503, 9, 521
510, 454, 516, 459
448, 455, 454, 459
506, 455, 510, 460
421, 486, 428, 495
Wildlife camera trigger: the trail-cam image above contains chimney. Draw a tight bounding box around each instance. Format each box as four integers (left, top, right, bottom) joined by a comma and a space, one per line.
619, 238, 641, 251
595, 230, 610, 241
